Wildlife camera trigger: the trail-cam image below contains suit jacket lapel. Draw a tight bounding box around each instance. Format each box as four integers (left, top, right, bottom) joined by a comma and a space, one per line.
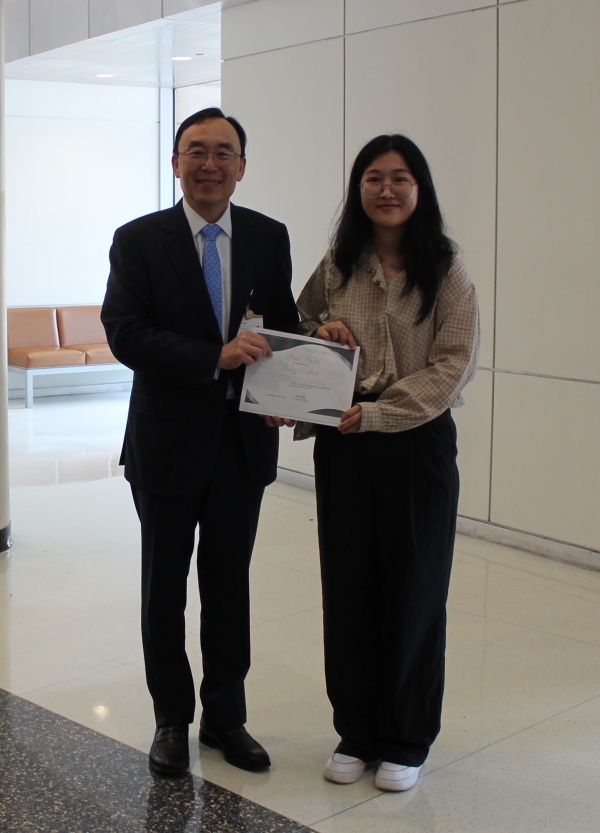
229, 204, 256, 341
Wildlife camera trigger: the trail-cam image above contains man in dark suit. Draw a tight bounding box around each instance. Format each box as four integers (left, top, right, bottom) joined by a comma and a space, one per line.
102, 108, 298, 778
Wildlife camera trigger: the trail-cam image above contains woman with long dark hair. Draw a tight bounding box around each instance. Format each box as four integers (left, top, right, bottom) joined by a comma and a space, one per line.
297, 134, 480, 791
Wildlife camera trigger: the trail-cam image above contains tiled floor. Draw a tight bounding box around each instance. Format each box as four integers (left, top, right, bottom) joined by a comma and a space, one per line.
2, 391, 600, 832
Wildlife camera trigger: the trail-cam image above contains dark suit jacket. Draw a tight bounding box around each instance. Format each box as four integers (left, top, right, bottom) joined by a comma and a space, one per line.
101, 200, 299, 497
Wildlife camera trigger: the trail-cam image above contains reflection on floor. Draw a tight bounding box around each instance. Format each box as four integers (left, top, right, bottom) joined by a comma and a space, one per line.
2, 391, 600, 833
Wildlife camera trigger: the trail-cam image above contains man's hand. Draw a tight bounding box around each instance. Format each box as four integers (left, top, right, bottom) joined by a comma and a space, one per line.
218, 330, 273, 370
338, 404, 362, 435
315, 320, 357, 349
264, 416, 296, 428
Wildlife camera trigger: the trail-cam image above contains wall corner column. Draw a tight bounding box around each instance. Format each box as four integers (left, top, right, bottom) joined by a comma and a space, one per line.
0, 0, 13, 554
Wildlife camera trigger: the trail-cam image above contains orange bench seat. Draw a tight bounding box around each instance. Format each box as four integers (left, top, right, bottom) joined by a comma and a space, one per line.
7, 305, 125, 407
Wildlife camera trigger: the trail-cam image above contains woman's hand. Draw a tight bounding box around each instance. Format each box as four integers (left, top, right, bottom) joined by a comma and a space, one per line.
315, 321, 357, 349
315, 322, 360, 432
338, 404, 362, 435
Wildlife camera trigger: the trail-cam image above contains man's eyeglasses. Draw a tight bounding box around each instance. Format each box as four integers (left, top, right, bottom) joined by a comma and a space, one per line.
177, 148, 241, 165
360, 179, 414, 199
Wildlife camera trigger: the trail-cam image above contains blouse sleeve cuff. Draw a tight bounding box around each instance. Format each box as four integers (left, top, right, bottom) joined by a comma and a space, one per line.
357, 401, 381, 433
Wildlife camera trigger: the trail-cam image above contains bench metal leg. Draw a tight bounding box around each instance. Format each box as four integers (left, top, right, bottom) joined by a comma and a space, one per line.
25, 373, 34, 408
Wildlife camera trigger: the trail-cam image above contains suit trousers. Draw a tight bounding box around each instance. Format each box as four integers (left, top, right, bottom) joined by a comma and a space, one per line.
313, 410, 459, 767
131, 409, 264, 730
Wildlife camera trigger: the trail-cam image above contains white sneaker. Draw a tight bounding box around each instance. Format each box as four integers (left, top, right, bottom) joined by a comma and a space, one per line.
375, 762, 422, 791
323, 753, 367, 784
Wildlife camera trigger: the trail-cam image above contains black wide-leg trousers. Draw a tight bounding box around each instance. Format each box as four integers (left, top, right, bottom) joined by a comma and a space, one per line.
131, 412, 264, 730
313, 410, 459, 767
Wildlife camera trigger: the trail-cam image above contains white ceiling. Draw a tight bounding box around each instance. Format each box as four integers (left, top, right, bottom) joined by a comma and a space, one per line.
4, 2, 253, 89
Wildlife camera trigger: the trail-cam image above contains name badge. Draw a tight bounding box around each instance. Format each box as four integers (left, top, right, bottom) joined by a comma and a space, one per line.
238, 310, 264, 332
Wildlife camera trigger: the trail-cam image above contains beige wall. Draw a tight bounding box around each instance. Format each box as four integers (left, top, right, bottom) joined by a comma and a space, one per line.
222, 0, 600, 562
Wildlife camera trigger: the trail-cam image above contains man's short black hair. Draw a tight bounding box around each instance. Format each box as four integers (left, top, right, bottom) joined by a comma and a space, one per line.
172, 107, 247, 156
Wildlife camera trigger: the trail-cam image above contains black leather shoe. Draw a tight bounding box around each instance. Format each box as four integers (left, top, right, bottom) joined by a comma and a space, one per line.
149, 725, 190, 777
199, 716, 271, 772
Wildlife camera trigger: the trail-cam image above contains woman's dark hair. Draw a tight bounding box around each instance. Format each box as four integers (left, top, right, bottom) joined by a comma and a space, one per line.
172, 107, 247, 157
333, 134, 455, 323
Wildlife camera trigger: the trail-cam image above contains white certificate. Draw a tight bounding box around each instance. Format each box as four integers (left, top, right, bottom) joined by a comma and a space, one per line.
239, 328, 360, 426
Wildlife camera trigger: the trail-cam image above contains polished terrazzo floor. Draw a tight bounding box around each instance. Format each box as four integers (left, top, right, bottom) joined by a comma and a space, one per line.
0, 691, 307, 833
2, 390, 600, 833
0, 689, 307, 832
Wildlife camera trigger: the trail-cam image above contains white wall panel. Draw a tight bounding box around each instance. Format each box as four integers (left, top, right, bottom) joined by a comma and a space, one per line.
30, 0, 88, 54
454, 369, 493, 521
222, 37, 345, 296
163, 0, 212, 14
345, 9, 497, 370
89, 0, 162, 38
175, 83, 221, 122
222, 28, 344, 482
5, 0, 30, 62
496, 0, 600, 381
491, 373, 600, 551
346, 0, 494, 33
223, 0, 343, 59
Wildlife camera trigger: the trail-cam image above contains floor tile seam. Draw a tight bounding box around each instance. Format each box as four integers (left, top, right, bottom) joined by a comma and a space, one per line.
10, 478, 122, 493
259, 507, 316, 522
8, 660, 142, 700
523, 582, 600, 602
263, 495, 316, 510
11, 425, 84, 443
260, 500, 302, 513
252, 556, 320, 577
307, 790, 387, 829
36, 463, 125, 482
21, 434, 123, 450
452, 552, 600, 592
476, 567, 600, 600
489, 583, 600, 606
9, 448, 122, 467
432, 692, 600, 773
446, 604, 600, 647
251, 602, 322, 627
265, 492, 317, 510
477, 611, 600, 649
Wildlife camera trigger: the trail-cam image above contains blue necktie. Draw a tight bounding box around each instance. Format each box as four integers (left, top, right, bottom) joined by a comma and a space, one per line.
201, 224, 223, 334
